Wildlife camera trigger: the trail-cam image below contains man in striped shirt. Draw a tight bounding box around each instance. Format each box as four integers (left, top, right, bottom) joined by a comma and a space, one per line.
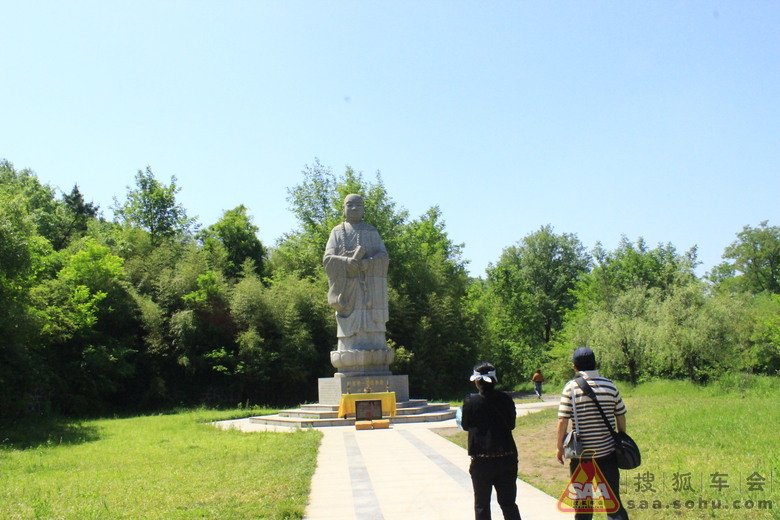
556, 347, 630, 520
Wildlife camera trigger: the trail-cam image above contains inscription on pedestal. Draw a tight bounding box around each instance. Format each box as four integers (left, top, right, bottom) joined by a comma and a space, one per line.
318, 375, 409, 404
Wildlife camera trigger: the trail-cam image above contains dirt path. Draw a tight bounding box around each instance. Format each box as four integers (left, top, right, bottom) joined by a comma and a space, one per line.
512, 408, 570, 497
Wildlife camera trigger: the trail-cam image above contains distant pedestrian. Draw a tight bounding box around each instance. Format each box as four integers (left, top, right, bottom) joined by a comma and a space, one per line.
532, 369, 544, 399
461, 362, 522, 520
556, 347, 630, 520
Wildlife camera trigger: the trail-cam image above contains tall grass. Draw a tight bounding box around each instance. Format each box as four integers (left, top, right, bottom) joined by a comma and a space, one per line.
0, 408, 322, 520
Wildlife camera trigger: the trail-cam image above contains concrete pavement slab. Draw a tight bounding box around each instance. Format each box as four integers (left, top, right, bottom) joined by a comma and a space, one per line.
217, 400, 571, 520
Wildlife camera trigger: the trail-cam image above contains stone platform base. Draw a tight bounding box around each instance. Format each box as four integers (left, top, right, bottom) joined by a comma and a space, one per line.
249, 399, 455, 429
318, 375, 409, 404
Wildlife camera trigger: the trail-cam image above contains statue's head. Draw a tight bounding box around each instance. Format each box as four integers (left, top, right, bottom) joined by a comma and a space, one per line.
343, 194, 365, 223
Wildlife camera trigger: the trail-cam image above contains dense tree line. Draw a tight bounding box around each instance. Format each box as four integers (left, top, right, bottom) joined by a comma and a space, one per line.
1, 158, 778, 418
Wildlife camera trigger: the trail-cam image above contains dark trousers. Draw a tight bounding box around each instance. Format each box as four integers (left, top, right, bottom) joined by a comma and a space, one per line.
469, 456, 522, 520
568, 453, 629, 520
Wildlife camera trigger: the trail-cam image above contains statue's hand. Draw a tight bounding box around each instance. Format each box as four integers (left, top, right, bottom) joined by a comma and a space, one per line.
346, 257, 360, 275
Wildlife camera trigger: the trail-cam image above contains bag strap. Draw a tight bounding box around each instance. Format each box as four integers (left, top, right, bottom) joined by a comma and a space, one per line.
574, 376, 619, 440
570, 384, 580, 435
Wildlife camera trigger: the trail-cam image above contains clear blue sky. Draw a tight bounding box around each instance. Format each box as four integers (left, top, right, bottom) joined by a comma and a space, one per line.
2, 1, 778, 277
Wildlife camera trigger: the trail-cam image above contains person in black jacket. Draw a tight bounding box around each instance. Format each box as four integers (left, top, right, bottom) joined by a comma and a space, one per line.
461, 362, 522, 520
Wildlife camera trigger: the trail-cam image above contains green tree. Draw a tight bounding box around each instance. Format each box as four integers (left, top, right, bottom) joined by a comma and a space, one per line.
112, 167, 197, 245
580, 237, 698, 308
744, 294, 780, 374
230, 271, 333, 404
391, 207, 474, 397
711, 221, 780, 294
123, 238, 222, 407
0, 165, 99, 251
650, 282, 741, 382
30, 240, 138, 414
198, 205, 266, 279
0, 187, 52, 416
0, 160, 63, 246
483, 225, 590, 385
271, 160, 342, 277
54, 185, 100, 249
553, 237, 699, 383
562, 286, 654, 385
170, 270, 238, 404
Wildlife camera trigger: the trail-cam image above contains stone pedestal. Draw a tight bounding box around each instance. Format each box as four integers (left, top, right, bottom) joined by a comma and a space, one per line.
318, 374, 409, 405
330, 347, 394, 375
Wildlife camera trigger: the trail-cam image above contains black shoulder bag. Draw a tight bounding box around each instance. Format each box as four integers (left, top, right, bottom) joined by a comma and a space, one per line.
574, 377, 641, 470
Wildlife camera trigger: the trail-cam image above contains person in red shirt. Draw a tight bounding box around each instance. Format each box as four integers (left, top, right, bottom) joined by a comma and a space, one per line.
532, 369, 544, 399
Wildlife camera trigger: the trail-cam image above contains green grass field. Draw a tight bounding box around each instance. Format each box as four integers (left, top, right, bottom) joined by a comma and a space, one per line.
613, 377, 780, 519
0, 408, 321, 520
2, 377, 777, 519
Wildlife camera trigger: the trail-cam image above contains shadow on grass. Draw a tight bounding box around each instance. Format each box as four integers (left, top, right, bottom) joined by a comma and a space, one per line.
0, 416, 101, 450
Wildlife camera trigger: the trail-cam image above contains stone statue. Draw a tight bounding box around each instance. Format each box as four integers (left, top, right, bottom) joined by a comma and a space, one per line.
323, 194, 394, 375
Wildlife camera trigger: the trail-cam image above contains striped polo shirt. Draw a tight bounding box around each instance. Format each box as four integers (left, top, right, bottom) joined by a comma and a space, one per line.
558, 370, 627, 459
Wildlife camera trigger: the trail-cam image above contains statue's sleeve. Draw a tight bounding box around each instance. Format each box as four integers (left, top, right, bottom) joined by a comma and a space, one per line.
365, 229, 389, 323
366, 230, 389, 276
373, 233, 388, 259
323, 229, 349, 309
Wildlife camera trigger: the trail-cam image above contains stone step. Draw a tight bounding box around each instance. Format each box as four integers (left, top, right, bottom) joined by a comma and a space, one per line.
278, 399, 444, 420
279, 409, 341, 420
299, 403, 339, 412
293, 398, 431, 413
390, 409, 456, 423
397, 399, 431, 409
278, 404, 450, 420
250, 415, 356, 428
395, 403, 451, 416
250, 402, 456, 429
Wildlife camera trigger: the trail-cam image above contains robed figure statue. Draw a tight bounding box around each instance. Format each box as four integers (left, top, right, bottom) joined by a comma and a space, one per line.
323, 194, 394, 375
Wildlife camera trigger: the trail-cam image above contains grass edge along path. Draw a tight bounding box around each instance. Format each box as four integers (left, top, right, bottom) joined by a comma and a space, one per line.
0, 408, 322, 520
446, 376, 780, 520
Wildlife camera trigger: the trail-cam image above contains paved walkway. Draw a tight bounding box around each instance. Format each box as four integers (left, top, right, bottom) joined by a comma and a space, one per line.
217, 399, 571, 520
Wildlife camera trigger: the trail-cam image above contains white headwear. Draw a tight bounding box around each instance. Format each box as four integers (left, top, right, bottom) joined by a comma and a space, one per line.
470, 369, 497, 384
